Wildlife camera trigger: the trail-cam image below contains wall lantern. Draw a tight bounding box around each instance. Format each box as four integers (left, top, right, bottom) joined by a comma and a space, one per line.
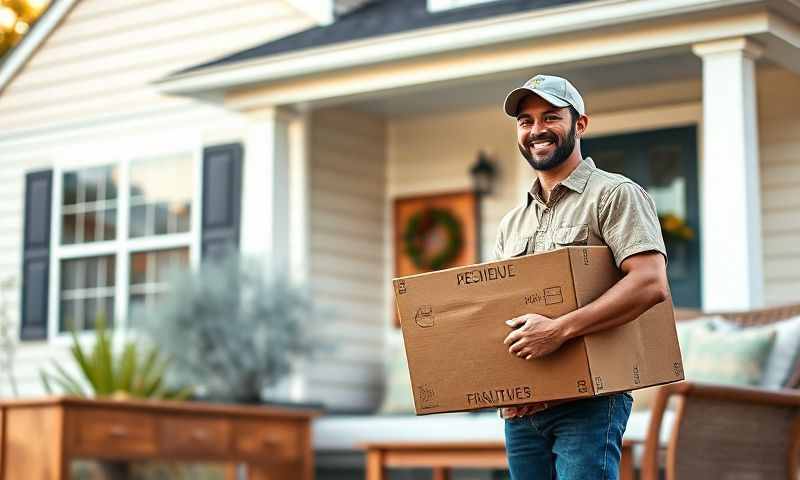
470, 150, 498, 196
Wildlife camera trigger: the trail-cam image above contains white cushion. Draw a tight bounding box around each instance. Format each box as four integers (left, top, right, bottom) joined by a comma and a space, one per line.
313, 412, 504, 451
312, 409, 674, 453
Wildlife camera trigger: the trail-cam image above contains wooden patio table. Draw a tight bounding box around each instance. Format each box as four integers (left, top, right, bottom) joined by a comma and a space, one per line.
363, 439, 639, 480
0, 396, 318, 480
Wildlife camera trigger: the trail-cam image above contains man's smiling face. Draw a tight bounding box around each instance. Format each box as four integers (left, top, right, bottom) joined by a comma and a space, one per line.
515, 94, 578, 171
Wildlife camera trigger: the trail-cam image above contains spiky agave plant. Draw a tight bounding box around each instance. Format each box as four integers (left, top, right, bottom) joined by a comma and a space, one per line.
39, 315, 193, 400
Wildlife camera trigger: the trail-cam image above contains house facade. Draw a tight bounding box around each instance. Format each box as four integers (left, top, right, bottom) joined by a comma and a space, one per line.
1, 0, 800, 413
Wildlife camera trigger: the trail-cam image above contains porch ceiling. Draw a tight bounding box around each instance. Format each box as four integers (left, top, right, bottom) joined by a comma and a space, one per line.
345, 52, 703, 117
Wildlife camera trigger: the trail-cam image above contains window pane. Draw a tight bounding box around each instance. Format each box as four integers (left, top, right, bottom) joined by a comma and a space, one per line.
84, 296, 114, 330
129, 247, 189, 315
61, 259, 81, 290
62, 214, 77, 244
83, 173, 99, 203
63, 173, 78, 205
156, 248, 189, 282
154, 202, 169, 235
60, 255, 115, 333
103, 208, 117, 241
130, 204, 148, 238
60, 299, 80, 332
130, 252, 148, 285
61, 165, 117, 245
176, 203, 191, 233
105, 169, 119, 201
82, 212, 97, 243
84, 257, 99, 288
129, 154, 193, 238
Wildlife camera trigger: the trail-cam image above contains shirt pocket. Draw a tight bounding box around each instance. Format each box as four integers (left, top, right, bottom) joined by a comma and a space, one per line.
502, 237, 529, 259
554, 224, 589, 246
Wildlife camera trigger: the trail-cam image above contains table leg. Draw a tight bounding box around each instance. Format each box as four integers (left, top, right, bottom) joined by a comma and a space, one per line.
432, 466, 451, 480
224, 464, 239, 480
620, 442, 635, 480
366, 448, 386, 480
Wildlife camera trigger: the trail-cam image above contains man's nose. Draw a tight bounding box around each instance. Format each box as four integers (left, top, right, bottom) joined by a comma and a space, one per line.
530, 120, 549, 137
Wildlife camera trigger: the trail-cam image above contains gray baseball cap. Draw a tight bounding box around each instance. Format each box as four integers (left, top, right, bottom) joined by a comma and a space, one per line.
503, 74, 585, 117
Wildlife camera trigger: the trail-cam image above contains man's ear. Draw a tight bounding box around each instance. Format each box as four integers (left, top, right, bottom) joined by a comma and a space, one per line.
576, 114, 589, 137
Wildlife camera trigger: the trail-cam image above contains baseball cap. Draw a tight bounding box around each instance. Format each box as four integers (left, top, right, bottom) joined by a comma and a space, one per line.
503, 74, 585, 117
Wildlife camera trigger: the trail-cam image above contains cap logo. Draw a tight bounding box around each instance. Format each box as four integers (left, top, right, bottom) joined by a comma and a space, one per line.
528, 77, 544, 88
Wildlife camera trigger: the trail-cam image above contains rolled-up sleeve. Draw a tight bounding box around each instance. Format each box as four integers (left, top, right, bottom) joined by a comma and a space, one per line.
493, 226, 504, 261
598, 182, 667, 268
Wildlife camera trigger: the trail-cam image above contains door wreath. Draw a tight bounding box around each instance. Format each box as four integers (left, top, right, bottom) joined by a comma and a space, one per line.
403, 207, 463, 270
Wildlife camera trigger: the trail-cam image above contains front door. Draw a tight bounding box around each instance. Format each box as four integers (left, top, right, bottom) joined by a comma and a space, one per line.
583, 126, 701, 308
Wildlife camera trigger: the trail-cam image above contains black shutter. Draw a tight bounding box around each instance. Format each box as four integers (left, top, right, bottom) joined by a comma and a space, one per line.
201, 143, 243, 260
20, 170, 53, 341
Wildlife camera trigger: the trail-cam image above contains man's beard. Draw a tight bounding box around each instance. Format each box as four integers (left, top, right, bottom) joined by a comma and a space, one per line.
518, 123, 577, 171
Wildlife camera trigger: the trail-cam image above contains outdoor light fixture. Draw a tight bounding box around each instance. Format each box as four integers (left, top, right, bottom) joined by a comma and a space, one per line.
470, 150, 497, 196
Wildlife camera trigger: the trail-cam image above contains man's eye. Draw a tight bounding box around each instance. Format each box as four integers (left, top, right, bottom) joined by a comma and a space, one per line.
545, 116, 559, 121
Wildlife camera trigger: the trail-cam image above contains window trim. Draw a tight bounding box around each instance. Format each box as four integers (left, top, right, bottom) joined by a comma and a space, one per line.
47, 133, 203, 344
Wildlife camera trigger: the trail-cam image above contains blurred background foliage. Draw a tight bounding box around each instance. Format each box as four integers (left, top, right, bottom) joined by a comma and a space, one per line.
0, 0, 50, 61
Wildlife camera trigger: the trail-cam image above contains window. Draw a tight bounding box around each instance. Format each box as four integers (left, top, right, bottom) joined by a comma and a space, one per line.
53, 148, 198, 337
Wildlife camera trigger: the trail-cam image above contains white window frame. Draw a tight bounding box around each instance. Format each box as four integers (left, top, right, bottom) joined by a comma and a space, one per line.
47, 132, 203, 345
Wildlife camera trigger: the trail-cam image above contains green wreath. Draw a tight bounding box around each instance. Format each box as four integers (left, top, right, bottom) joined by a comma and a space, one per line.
404, 207, 463, 270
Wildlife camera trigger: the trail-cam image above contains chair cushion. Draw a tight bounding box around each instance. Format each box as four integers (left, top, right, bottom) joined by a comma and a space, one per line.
632, 316, 733, 412
683, 326, 776, 386
749, 315, 800, 388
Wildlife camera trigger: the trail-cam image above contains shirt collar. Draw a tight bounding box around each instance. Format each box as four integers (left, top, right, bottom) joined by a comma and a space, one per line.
526, 157, 595, 206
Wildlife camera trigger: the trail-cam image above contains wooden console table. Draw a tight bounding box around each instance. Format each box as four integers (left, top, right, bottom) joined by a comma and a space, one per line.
0, 396, 318, 480
363, 440, 638, 480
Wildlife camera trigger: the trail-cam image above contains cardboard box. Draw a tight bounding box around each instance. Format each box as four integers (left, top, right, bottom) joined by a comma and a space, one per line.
393, 246, 684, 415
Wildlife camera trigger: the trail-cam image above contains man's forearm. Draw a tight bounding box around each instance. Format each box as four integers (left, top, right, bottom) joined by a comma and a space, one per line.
555, 263, 668, 341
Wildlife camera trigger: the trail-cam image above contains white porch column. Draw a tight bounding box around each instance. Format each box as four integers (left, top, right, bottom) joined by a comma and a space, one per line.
692, 37, 764, 310
241, 107, 311, 402
241, 108, 290, 273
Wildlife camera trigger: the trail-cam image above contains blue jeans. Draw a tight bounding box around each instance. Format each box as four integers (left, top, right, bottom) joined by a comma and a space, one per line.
504, 392, 633, 480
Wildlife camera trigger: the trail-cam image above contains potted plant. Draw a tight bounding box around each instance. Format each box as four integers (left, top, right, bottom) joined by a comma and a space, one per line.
39, 315, 193, 400
132, 252, 327, 405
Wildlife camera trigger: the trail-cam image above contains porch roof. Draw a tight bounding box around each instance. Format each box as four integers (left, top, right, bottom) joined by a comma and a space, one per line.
175, 0, 592, 76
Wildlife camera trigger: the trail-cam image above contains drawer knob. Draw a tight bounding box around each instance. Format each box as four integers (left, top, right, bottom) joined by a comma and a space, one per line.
191, 430, 209, 441
109, 426, 128, 438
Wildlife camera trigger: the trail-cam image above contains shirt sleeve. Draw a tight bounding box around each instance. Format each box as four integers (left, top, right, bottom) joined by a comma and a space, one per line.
493, 224, 504, 261
598, 182, 667, 268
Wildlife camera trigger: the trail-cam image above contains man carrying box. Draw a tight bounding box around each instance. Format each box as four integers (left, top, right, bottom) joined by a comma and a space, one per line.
498, 75, 669, 480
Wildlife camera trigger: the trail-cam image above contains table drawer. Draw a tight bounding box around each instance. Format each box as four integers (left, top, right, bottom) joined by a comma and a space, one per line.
233, 419, 303, 461
160, 417, 230, 457
71, 408, 157, 457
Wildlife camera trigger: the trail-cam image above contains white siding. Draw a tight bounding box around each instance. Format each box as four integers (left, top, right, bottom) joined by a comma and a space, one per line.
0, 0, 315, 398
0, 0, 313, 133
758, 67, 800, 306
307, 108, 387, 412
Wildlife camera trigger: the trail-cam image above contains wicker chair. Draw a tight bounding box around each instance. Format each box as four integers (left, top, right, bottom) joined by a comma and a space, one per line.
642, 303, 800, 480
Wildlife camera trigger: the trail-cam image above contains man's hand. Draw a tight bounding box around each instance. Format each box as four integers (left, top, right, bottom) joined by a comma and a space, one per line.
503, 313, 566, 360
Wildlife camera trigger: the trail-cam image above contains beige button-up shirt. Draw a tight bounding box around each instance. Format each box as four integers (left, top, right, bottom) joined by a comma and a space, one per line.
494, 157, 666, 267
494, 157, 667, 419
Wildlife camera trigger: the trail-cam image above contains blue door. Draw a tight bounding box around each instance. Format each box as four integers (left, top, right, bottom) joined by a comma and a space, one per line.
583, 126, 701, 307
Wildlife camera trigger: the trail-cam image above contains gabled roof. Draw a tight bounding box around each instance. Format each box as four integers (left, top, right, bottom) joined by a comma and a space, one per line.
176, 0, 591, 75
0, 0, 78, 95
